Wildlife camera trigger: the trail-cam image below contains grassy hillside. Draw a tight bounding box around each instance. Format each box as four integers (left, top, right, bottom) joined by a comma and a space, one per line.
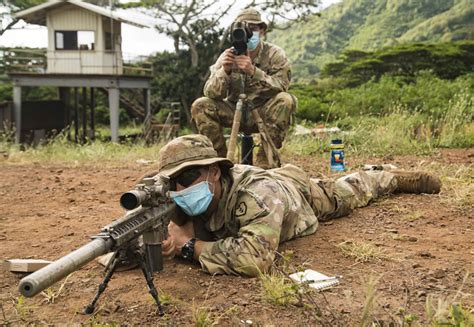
268, 0, 474, 81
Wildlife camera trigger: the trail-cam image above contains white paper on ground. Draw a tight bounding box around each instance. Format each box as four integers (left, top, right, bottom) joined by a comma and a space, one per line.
289, 269, 341, 291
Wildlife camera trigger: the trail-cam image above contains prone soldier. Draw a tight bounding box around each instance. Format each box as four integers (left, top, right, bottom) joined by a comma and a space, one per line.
156, 134, 441, 276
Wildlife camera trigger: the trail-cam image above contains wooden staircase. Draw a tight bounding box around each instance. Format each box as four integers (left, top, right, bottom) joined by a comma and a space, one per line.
98, 88, 180, 142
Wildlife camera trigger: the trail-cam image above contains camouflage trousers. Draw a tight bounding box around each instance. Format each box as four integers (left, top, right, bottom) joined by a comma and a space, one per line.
191, 92, 296, 158
309, 170, 398, 223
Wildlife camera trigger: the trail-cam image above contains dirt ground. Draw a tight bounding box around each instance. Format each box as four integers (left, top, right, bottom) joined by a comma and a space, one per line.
0, 149, 473, 326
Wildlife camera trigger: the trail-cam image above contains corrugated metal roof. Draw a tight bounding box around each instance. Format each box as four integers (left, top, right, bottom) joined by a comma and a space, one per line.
14, 0, 150, 28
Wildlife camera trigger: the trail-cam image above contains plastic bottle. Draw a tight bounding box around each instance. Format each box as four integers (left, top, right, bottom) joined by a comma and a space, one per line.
330, 139, 345, 172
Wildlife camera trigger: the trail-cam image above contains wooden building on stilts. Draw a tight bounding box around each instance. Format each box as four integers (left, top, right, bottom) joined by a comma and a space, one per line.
7, 0, 153, 144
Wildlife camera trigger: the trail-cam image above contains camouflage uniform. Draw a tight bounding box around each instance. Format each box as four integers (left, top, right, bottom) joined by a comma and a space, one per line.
191, 23, 294, 159
155, 134, 440, 277
195, 164, 397, 276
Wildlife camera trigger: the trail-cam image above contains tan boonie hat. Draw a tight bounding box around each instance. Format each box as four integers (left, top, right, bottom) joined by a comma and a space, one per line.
156, 134, 233, 178
234, 8, 268, 30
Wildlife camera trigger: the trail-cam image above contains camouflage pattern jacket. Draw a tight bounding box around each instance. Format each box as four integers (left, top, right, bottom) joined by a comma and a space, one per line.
203, 41, 292, 108
198, 164, 318, 276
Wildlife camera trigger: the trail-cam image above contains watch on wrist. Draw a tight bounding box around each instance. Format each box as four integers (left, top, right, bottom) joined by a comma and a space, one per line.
181, 238, 196, 262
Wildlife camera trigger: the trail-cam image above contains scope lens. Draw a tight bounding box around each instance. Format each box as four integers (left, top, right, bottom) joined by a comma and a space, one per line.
232, 29, 246, 41
120, 192, 139, 210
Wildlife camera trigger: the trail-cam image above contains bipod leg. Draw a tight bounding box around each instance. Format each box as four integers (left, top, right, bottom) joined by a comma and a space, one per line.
135, 249, 164, 316
84, 251, 120, 314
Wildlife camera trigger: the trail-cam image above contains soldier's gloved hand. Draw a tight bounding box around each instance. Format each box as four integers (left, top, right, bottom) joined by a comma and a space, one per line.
221, 48, 236, 75
162, 237, 176, 259
168, 221, 195, 255
235, 53, 255, 76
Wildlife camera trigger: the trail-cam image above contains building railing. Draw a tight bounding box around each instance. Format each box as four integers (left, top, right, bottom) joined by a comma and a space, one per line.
0, 48, 152, 76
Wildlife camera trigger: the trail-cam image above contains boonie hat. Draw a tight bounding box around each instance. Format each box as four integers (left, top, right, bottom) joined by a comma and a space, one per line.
156, 134, 233, 178
234, 8, 268, 30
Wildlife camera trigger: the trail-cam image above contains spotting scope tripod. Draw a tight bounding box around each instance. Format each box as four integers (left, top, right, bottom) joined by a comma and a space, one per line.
226, 70, 281, 167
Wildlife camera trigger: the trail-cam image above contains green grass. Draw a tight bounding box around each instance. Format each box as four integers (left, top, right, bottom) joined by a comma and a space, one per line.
285, 72, 473, 156
283, 91, 473, 158
0, 132, 166, 166
0, 85, 471, 168
259, 271, 299, 306
94, 123, 143, 139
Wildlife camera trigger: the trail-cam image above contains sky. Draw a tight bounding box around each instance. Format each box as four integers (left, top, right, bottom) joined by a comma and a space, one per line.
0, 0, 341, 58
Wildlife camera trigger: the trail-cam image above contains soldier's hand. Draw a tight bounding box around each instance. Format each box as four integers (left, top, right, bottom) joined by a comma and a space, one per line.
162, 237, 176, 258
168, 221, 195, 253
235, 54, 255, 76
221, 48, 235, 75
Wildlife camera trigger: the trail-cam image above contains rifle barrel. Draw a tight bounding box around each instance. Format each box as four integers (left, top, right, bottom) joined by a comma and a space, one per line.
19, 238, 114, 297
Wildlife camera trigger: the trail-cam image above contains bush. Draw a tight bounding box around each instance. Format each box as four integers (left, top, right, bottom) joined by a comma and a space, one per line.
291, 71, 474, 123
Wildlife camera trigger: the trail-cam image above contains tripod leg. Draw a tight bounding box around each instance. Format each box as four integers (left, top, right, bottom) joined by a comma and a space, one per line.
84, 252, 120, 314
135, 250, 164, 316
251, 108, 281, 167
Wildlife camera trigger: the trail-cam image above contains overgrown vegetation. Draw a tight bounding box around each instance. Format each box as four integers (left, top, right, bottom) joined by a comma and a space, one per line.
284, 69, 473, 158
292, 69, 473, 124
269, 0, 474, 80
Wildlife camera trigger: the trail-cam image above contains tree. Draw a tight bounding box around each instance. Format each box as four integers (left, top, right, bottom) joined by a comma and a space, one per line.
151, 20, 227, 125
320, 41, 474, 87
121, 0, 321, 124
0, 0, 46, 36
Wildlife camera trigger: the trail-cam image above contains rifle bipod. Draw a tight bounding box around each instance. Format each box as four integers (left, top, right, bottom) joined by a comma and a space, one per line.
84, 246, 164, 316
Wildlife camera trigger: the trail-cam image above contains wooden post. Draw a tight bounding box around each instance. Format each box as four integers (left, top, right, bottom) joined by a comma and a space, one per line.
90, 87, 95, 141
74, 88, 79, 143
108, 87, 119, 142
82, 87, 87, 144
13, 86, 21, 144
58, 87, 70, 138
143, 88, 151, 118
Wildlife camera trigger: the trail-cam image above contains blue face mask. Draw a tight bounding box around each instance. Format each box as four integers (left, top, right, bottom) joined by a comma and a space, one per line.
247, 31, 260, 51
169, 180, 214, 216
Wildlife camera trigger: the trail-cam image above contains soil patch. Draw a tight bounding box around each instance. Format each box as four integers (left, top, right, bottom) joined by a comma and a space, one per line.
0, 149, 472, 325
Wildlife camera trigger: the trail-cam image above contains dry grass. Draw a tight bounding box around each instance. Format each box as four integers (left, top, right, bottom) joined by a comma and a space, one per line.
360, 275, 380, 326
191, 300, 216, 327
337, 241, 393, 262
425, 273, 474, 326
401, 211, 424, 222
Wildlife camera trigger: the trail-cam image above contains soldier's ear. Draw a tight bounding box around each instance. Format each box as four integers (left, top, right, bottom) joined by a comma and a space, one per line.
208, 164, 221, 183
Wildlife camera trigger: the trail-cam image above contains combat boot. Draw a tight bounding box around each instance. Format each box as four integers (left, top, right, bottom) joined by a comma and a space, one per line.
392, 170, 441, 194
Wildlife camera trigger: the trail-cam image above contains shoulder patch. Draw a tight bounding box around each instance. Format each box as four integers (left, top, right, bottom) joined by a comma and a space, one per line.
235, 202, 247, 217
232, 188, 270, 223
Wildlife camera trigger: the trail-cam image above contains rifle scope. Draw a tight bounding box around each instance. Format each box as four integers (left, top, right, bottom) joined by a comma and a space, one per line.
231, 22, 252, 55
120, 190, 149, 210
120, 177, 169, 211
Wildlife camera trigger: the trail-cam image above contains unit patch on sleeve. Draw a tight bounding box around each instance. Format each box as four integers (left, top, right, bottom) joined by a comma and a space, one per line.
235, 202, 247, 217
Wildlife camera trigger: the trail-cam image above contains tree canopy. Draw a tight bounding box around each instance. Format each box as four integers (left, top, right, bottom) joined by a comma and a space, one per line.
119, 0, 321, 124
321, 41, 474, 87
1, 0, 46, 35
269, 0, 474, 81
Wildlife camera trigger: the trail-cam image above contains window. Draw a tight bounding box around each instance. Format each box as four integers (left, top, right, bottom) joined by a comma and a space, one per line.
55, 31, 95, 50
105, 32, 114, 51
